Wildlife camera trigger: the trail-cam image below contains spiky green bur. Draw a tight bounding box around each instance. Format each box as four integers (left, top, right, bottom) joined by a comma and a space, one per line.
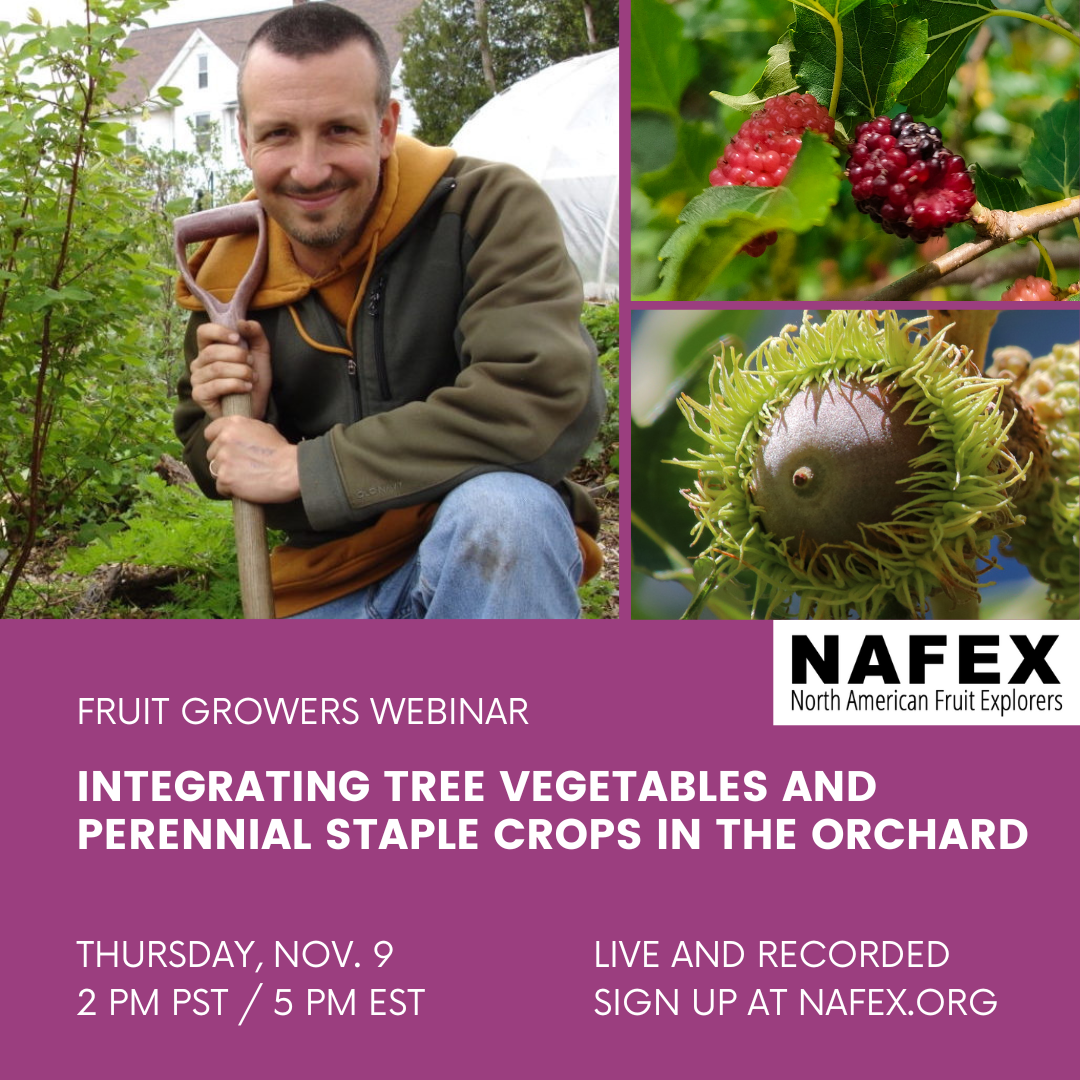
672, 311, 1025, 619
1002, 343, 1079, 619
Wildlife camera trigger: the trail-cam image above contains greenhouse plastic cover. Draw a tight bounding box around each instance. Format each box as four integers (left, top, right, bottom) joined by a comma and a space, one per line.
451, 49, 618, 301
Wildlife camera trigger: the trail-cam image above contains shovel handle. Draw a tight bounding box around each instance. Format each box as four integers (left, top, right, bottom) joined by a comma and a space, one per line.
174, 202, 275, 619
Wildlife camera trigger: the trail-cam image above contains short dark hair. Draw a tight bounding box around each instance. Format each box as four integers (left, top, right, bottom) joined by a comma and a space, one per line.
238, 4, 392, 114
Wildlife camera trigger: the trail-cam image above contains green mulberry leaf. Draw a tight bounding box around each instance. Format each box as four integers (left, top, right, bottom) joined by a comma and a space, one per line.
710, 39, 798, 113
792, 0, 929, 123
901, 0, 997, 118
651, 133, 841, 301
972, 164, 1028, 213
1023, 100, 1080, 198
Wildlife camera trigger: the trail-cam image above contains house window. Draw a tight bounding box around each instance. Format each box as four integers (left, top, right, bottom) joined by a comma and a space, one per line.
194, 113, 211, 153
198, 54, 208, 89
223, 105, 240, 154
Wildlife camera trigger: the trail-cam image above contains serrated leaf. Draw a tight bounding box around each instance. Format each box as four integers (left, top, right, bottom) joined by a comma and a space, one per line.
652, 133, 841, 301
972, 164, 1028, 213
902, 0, 996, 118
710, 39, 798, 112
793, 0, 929, 122
631, 0, 699, 117
1024, 100, 1079, 197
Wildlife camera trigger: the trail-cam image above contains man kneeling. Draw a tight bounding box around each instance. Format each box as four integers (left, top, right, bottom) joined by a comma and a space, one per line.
174, 4, 605, 619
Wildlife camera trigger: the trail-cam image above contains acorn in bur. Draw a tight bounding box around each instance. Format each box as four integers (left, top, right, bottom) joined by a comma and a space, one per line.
669, 310, 1073, 620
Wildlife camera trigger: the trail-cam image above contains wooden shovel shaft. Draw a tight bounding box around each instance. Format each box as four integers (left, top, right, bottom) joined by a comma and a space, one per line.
222, 391, 275, 619
215, 319, 274, 619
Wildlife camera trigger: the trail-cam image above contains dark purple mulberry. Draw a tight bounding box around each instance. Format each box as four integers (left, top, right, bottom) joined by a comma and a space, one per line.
846, 114, 976, 242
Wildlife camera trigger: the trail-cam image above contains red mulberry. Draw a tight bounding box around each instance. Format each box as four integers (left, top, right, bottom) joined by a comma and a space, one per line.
1001, 276, 1057, 301
710, 93, 835, 257
846, 114, 976, 242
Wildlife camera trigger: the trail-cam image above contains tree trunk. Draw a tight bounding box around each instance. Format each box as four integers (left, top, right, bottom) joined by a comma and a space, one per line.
474, 0, 498, 93
582, 2, 598, 45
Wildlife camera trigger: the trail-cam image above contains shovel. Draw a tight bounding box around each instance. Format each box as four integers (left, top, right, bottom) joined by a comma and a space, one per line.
174, 201, 274, 619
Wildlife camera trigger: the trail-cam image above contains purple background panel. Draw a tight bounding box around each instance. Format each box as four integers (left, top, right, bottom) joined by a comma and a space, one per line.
3, 620, 1076, 1078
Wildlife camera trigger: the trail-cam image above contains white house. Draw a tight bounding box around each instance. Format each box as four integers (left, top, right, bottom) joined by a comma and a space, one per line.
114, 1, 422, 175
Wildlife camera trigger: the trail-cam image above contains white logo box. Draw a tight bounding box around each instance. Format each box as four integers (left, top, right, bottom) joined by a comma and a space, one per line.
773, 620, 1079, 725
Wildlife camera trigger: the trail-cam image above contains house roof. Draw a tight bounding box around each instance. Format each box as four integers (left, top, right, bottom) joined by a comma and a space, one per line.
114, 0, 422, 106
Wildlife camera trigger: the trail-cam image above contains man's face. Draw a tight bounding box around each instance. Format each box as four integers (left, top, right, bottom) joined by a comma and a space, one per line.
239, 40, 398, 276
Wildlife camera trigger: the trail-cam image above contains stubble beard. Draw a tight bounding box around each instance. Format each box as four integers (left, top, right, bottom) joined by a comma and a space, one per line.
280, 188, 352, 250
276, 178, 378, 255
287, 216, 353, 251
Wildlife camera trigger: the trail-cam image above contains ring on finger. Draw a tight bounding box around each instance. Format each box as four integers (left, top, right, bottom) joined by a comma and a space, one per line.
209, 460, 219, 479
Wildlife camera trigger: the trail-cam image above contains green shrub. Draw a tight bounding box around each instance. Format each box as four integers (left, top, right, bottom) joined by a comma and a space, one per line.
582, 301, 620, 482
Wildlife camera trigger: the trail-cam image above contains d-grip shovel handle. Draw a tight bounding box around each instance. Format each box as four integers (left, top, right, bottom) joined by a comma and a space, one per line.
174, 202, 275, 619
173, 201, 269, 331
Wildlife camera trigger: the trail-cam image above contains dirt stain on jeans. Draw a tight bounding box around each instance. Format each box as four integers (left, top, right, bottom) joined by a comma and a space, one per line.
462, 534, 515, 582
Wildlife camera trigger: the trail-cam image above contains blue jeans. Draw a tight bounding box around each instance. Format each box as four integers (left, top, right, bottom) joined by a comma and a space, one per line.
290, 473, 584, 620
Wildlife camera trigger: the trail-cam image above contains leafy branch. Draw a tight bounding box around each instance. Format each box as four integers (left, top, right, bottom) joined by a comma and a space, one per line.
2, 34, 98, 614
0, 0, 173, 617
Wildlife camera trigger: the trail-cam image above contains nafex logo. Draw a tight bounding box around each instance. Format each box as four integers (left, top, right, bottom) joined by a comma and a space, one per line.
792, 634, 1059, 685
772, 623, 1077, 726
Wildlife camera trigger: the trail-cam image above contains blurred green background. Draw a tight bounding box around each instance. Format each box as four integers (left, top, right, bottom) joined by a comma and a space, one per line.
631, 0, 1080, 301
630, 307, 1080, 618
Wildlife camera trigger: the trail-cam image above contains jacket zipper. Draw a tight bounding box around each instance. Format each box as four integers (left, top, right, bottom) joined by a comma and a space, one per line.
367, 274, 391, 400
345, 353, 362, 421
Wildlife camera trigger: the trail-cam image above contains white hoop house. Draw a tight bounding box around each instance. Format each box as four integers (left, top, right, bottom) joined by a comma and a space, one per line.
451, 48, 618, 301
